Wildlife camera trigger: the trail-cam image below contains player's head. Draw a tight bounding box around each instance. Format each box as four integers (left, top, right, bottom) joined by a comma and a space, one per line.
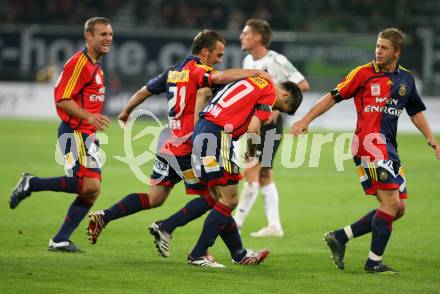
240, 19, 272, 51
192, 30, 226, 67
274, 81, 303, 115
84, 17, 113, 58
376, 28, 405, 69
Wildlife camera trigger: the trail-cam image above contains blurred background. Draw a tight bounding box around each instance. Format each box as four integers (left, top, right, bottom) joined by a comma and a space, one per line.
0, 0, 439, 129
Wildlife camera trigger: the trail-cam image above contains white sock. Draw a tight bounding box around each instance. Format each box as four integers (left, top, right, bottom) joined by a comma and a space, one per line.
234, 182, 259, 228
261, 182, 282, 229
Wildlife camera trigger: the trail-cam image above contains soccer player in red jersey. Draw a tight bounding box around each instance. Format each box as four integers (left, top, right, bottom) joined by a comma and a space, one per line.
187, 77, 303, 267
9, 17, 113, 252
291, 28, 440, 274
86, 30, 271, 248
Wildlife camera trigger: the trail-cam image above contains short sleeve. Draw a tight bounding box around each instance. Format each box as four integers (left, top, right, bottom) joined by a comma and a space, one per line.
270, 54, 305, 84
405, 82, 426, 116
191, 64, 215, 88
146, 70, 169, 94
54, 54, 89, 102
332, 65, 365, 103
254, 83, 276, 122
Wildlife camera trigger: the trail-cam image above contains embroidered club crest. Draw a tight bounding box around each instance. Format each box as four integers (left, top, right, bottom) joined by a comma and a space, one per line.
399, 83, 407, 96
371, 83, 380, 96
379, 170, 389, 181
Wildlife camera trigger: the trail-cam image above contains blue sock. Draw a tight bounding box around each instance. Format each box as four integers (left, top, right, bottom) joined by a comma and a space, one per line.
219, 216, 246, 262
52, 196, 92, 242
334, 209, 377, 244
29, 176, 80, 193
366, 210, 394, 267
103, 193, 150, 224
160, 195, 214, 234
351, 209, 376, 237
190, 202, 231, 259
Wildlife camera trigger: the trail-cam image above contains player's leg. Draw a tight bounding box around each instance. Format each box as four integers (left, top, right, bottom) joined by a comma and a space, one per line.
189, 184, 238, 258
10, 125, 88, 209
87, 153, 179, 244
234, 164, 260, 229
250, 117, 284, 237
364, 189, 400, 274
249, 167, 284, 237
49, 176, 101, 252
157, 194, 215, 235
154, 155, 215, 236
87, 185, 172, 244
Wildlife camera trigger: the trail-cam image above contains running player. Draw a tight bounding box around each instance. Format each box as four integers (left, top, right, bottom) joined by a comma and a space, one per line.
9, 17, 113, 252
86, 30, 271, 247
291, 28, 440, 274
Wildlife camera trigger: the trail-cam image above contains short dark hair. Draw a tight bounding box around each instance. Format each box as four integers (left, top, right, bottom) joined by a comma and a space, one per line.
246, 19, 272, 47
191, 30, 226, 54
84, 17, 111, 34
378, 28, 405, 54
280, 81, 303, 115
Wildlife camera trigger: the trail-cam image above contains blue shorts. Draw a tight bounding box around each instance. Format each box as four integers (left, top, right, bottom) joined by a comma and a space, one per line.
58, 122, 101, 179
354, 157, 407, 199
150, 153, 208, 196
192, 119, 242, 187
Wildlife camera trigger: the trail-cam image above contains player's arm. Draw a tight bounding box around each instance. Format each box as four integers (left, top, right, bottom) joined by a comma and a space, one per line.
297, 79, 310, 92
210, 68, 272, 85
118, 86, 154, 124
56, 99, 110, 131
272, 54, 310, 92
194, 87, 212, 125
245, 115, 262, 160
410, 111, 440, 159
290, 92, 336, 135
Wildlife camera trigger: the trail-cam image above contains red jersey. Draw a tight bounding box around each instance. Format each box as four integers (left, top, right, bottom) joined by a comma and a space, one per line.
201, 76, 276, 139
332, 60, 426, 161
54, 48, 105, 135
147, 55, 215, 156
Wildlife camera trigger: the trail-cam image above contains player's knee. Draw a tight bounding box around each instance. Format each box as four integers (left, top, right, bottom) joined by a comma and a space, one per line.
258, 168, 272, 186
223, 195, 239, 210
148, 193, 167, 208
244, 167, 259, 182
81, 181, 101, 196
395, 202, 406, 220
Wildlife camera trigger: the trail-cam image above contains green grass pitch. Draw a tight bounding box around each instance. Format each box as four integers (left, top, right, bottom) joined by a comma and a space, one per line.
1, 119, 439, 293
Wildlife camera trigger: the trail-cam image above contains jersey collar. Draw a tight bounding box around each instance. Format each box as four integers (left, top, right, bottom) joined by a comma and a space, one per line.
83, 46, 99, 64
372, 60, 400, 74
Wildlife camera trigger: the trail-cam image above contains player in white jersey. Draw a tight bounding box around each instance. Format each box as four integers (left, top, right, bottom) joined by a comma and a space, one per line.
234, 19, 310, 237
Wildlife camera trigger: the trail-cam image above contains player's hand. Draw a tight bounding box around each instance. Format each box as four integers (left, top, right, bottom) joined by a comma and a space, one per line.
265, 110, 280, 125
290, 119, 309, 136
255, 70, 273, 82
428, 139, 440, 159
87, 113, 110, 131
118, 110, 131, 126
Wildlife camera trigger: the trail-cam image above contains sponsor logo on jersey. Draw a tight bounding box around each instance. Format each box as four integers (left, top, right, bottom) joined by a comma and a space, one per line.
95, 74, 102, 85
248, 76, 268, 89
167, 70, 189, 83
90, 87, 105, 102
365, 96, 401, 116
371, 83, 380, 96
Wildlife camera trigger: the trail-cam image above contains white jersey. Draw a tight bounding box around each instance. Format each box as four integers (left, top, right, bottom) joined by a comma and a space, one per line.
242, 50, 305, 84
